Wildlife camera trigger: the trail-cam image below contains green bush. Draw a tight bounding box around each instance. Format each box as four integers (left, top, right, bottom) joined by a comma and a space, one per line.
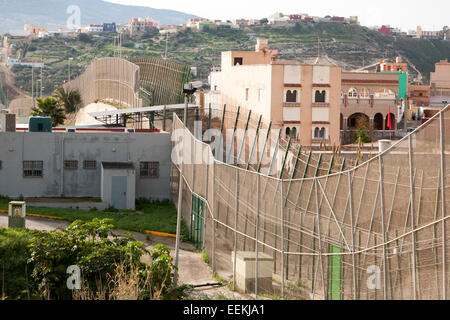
0, 228, 37, 300
28, 218, 149, 300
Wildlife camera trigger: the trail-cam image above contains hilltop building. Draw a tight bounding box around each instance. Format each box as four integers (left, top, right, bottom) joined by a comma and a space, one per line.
430, 60, 450, 108
24, 24, 47, 37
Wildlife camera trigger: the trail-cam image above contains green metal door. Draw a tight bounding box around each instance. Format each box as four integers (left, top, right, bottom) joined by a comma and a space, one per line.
329, 245, 343, 300
190, 194, 205, 250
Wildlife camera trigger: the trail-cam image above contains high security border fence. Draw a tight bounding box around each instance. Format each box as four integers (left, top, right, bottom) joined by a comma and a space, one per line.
130, 58, 192, 106
65, 57, 141, 109
171, 104, 449, 300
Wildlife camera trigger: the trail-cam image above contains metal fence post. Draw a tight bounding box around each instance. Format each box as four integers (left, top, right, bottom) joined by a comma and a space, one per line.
378, 154, 388, 300
174, 119, 185, 287
409, 135, 418, 300
255, 173, 260, 299
314, 178, 327, 300
281, 178, 285, 298
348, 172, 357, 300
440, 112, 447, 300
233, 167, 239, 291
212, 160, 216, 273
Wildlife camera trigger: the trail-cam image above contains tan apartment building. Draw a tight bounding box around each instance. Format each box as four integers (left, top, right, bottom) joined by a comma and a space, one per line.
211, 39, 341, 147
205, 39, 404, 146
430, 60, 450, 108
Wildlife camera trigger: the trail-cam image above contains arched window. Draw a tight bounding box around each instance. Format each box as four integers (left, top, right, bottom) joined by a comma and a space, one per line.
314, 127, 320, 138
286, 127, 291, 137
286, 90, 297, 102
315, 90, 326, 103
291, 127, 297, 139
348, 88, 358, 98
320, 127, 326, 139
360, 88, 369, 98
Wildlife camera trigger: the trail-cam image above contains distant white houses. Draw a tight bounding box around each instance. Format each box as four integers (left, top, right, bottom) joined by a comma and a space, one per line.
7, 57, 44, 68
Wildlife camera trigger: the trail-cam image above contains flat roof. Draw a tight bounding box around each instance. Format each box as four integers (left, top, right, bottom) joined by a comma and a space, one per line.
88, 104, 198, 118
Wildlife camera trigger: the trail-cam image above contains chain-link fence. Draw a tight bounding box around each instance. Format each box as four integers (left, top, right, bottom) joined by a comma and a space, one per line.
171, 104, 449, 300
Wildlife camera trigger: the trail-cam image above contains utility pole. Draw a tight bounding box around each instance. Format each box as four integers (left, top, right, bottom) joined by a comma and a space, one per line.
68, 57, 73, 83
164, 32, 168, 60
31, 65, 34, 108
40, 64, 43, 98
318, 35, 320, 59
119, 31, 122, 109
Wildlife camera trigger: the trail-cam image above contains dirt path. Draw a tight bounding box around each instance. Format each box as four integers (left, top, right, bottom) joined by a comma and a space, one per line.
0, 215, 246, 300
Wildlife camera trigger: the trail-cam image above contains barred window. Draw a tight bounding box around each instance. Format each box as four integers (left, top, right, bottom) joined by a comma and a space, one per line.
23, 161, 43, 177
83, 160, 97, 170
64, 160, 78, 170
140, 162, 159, 178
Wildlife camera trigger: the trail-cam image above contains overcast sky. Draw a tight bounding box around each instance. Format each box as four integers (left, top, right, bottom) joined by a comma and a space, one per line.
105, 0, 448, 31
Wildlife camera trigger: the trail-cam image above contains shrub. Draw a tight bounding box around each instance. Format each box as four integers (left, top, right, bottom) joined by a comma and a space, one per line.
0, 227, 37, 300
28, 219, 149, 300
355, 126, 371, 144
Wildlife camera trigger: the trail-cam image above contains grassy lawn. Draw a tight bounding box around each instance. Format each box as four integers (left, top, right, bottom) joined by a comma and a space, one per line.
0, 197, 189, 241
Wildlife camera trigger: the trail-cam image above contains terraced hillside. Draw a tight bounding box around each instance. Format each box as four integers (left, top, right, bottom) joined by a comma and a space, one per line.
5, 22, 450, 101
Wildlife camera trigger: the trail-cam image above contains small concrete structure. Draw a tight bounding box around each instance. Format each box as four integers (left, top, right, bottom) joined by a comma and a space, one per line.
101, 162, 136, 210
8, 201, 26, 228
232, 251, 274, 294
379, 139, 392, 153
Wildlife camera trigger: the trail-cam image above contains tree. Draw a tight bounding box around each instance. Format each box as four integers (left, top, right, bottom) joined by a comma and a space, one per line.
260, 18, 269, 25
77, 33, 91, 43
31, 97, 66, 127
54, 86, 82, 113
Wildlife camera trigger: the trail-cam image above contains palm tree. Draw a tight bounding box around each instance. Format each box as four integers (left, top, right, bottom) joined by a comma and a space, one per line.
54, 87, 82, 114
31, 97, 66, 127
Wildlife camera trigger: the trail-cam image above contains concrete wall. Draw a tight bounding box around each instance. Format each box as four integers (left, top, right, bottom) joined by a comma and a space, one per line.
0, 132, 171, 201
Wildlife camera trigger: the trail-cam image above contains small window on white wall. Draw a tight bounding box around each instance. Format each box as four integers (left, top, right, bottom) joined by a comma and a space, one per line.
258, 89, 263, 102
245, 88, 249, 101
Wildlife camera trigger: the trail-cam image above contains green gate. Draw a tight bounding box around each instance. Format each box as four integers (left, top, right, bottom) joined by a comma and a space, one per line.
329, 245, 343, 300
190, 194, 205, 250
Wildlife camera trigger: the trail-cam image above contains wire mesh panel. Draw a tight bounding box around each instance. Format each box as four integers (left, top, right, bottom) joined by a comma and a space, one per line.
170, 105, 450, 300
